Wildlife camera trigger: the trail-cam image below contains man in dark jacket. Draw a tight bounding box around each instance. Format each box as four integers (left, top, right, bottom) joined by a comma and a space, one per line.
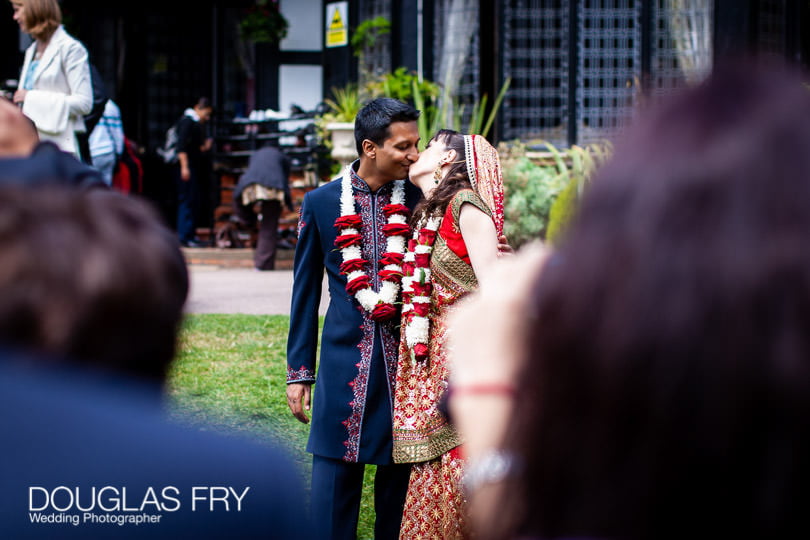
233, 145, 293, 270
174, 97, 213, 247
286, 98, 422, 539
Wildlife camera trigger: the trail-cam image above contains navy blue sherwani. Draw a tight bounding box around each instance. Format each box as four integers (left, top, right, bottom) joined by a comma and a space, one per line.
287, 163, 421, 538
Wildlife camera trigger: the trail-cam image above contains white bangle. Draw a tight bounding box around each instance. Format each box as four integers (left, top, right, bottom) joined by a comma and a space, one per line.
462, 449, 514, 495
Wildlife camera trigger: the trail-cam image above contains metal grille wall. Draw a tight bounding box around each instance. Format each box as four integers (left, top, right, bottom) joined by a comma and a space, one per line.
501, 1, 569, 147
501, 0, 713, 146
576, 0, 642, 144
144, 12, 213, 151
651, 0, 713, 96
358, 0, 392, 84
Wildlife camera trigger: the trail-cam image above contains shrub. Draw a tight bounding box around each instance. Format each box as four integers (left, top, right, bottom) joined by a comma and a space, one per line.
502, 140, 612, 248
546, 173, 579, 246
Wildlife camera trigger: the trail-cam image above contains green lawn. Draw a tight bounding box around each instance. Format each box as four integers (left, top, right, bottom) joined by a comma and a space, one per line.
167, 314, 377, 539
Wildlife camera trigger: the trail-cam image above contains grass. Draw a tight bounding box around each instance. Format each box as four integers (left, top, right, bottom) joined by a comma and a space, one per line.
167, 314, 377, 539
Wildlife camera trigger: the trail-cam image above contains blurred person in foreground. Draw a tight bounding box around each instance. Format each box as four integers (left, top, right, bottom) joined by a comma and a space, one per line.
448, 61, 810, 540
0, 186, 307, 538
0, 96, 103, 187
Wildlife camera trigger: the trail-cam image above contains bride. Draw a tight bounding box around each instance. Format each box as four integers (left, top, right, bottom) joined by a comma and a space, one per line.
392, 129, 506, 538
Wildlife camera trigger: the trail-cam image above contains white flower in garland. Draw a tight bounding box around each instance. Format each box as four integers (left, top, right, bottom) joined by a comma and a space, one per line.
334, 166, 410, 321
401, 214, 442, 363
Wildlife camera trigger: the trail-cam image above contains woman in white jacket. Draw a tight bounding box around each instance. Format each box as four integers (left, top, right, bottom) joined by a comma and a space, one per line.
11, 0, 92, 157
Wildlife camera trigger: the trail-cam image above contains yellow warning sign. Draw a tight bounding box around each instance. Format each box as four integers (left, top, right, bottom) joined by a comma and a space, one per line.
326, 2, 348, 48
330, 10, 344, 30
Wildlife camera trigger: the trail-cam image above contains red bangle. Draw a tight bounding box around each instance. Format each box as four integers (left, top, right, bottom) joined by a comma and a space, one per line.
449, 383, 516, 396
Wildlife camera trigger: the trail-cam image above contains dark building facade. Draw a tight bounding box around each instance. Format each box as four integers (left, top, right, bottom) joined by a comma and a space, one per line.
332, 0, 810, 147
2, 0, 808, 151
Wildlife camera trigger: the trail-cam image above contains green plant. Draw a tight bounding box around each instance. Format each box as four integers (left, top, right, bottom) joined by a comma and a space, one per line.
468, 78, 512, 138
323, 84, 362, 123
313, 85, 362, 175
239, 0, 289, 44
366, 67, 440, 105
410, 76, 511, 150
352, 16, 391, 84
502, 140, 611, 248
411, 79, 441, 150
545, 173, 579, 246
502, 142, 569, 247
351, 16, 391, 56
314, 84, 361, 147
545, 142, 612, 245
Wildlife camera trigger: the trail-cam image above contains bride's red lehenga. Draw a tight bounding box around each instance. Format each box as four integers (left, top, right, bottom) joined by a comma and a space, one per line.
394, 190, 491, 538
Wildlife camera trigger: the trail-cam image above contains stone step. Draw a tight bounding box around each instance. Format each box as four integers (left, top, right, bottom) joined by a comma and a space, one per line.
181, 247, 294, 270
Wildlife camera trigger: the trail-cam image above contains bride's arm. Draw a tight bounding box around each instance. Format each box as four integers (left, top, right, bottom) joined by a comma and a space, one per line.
459, 203, 500, 286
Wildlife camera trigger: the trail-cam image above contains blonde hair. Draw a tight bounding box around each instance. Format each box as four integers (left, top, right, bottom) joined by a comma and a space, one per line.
15, 0, 61, 41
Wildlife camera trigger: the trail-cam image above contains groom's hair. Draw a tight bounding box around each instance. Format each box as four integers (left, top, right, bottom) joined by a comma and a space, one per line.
354, 97, 420, 155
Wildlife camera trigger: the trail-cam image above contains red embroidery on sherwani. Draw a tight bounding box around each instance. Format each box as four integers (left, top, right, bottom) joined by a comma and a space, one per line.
286, 365, 315, 383
297, 206, 306, 236
344, 314, 373, 461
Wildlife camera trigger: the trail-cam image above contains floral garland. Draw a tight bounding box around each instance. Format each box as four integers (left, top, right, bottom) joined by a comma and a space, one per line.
334, 167, 410, 321
401, 214, 442, 363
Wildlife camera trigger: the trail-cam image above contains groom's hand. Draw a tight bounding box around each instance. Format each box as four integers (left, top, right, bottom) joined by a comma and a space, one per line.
497, 234, 514, 256
286, 383, 312, 424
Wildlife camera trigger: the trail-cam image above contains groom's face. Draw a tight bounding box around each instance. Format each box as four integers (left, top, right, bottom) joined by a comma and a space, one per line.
372, 121, 420, 181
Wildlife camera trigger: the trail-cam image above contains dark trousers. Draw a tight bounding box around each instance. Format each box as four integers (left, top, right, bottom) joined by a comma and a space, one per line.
175, 169, 197, 244
310, 455, 410, 540
255, 200, 282, 270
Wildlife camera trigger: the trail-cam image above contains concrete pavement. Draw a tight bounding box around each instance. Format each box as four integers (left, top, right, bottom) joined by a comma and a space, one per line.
185, 264, 328, 315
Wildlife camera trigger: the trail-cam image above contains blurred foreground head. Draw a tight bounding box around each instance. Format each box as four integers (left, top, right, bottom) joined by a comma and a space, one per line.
499, 62, 810, 539
0, 187, 188, 383
0, 96, 38, 157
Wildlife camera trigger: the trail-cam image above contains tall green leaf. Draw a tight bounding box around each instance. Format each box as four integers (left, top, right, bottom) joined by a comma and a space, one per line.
412, 80, 430, 150
480, 77, 511, 138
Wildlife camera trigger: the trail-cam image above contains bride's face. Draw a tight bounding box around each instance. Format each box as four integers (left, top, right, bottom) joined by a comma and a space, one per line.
409, 137, 448, 183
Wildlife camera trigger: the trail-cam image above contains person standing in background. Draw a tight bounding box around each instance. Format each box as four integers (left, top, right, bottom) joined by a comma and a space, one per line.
175, 97, 213, 247
10, 0, 92, 158
233, 144, 294, 270
88, 99, 124, 186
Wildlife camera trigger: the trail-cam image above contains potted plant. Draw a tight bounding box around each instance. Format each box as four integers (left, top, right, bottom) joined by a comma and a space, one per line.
317, 84, 362, 171
239, 0, 289, 45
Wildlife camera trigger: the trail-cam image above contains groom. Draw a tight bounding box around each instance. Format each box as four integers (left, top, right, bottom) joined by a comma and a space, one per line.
286, 97, 422, 539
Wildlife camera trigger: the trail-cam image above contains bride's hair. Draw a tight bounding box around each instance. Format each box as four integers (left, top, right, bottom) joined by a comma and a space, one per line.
410, 129, 471, 226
